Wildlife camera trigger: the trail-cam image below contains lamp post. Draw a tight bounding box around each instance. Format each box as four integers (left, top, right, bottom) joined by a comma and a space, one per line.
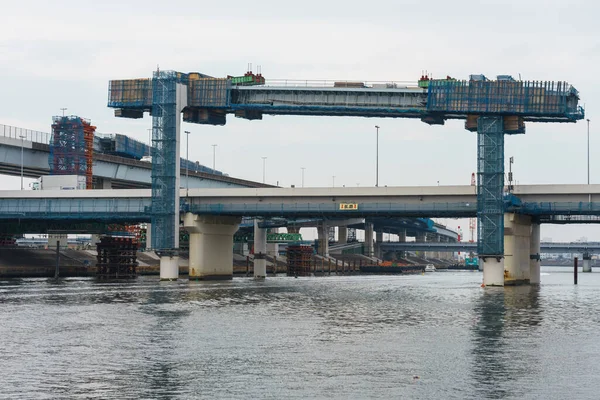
19, 134, 26, 190
60, 108, 67, 117
262, 157, 267, 183
375, 125, 380, 187
212, 144, 217, 172
332, 175, 336, 188
184, 130, 190, 196
301, 167, 305, 188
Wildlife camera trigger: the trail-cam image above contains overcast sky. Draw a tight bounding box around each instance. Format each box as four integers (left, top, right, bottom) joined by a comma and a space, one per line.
1, 0, 599, 241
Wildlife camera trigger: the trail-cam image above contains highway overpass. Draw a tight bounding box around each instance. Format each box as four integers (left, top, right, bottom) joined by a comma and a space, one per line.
379, 241, 600, 254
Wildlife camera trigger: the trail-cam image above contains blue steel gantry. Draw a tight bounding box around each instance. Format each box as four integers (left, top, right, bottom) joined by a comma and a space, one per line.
107, 71, 584, 263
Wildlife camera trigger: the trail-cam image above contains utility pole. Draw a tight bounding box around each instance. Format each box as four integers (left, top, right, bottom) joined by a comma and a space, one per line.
262, 157, 267, 183
301, 167, 305, 188
375, 125, 380, 187
332, 175, 336, 187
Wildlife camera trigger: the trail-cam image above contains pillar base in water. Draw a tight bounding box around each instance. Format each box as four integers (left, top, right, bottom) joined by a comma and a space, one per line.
160, 256, 179, 281
583, 259, 592, 273
482, 257, 505, 287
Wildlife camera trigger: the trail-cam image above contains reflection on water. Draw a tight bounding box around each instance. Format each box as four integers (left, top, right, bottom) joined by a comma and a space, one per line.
1, 268, 600, 399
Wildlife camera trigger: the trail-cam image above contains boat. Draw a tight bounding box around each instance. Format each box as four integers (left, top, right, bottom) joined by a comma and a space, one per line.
424, 264, 436, 272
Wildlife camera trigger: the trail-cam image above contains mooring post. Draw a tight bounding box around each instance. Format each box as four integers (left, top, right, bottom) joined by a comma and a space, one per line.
574, 257, 578, 285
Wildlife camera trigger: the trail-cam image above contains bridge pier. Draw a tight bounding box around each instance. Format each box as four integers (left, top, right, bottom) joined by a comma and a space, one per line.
253, 219, 267, 279
317, 223, 329, 257
375, 231, 383, 259
183, 213, 241, 280
338, 226, 348, 244
504, 213, 532, 285
583, 253, 592, 273
530, 223, 541, 284
160, 255, 179, 281
364, 222, 374, 258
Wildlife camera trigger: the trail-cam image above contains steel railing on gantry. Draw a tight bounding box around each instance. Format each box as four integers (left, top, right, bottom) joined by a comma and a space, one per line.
0, 124, 50, 145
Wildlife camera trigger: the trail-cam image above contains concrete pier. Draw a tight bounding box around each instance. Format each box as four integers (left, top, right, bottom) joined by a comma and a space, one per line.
317, 223, 329, 257
253, 219, 267, 279
160, 255, 179, 281
583, 254, 592, 273
504, 213, 532, 285
364, 222, 374, 258
530, 223, 541, 284
183, 213, 241, 280
482, 257, 505, 286
338, 226, 348, 244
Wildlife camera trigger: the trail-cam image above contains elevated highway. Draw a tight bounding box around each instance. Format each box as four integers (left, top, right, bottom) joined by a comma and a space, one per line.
0, 135, 271, 189
1, 184, 600, 224
379, 241, 600, 254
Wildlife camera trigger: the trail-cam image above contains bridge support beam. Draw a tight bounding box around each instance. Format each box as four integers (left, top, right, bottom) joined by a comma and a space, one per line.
364, 223, 374, 258
375, 231, 383, 258
317, 223, 329, 257
477, 116, 505, 287
338, 226, 348, 244
504, 213, 532, 285
254, 219, 267, 279
530, 223, 541, 284
583, 253, 592, 273
183, 213, 241, 280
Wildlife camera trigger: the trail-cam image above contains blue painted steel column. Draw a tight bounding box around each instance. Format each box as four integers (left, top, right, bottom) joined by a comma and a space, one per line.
477, 116, 505, 257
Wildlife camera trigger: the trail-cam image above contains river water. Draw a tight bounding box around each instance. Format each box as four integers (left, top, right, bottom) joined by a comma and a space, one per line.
1, 267, 599, 399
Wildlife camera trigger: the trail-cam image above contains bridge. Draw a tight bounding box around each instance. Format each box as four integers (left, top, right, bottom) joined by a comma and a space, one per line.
379, 241, 600, 254
104, 69, 584, 285
0, 126, 270, 189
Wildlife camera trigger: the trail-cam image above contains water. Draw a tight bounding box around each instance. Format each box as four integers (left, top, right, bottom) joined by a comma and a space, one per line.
1, 267, 599, 399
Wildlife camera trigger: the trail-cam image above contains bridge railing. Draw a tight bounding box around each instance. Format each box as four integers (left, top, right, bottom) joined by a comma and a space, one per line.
0, 124, 50, 145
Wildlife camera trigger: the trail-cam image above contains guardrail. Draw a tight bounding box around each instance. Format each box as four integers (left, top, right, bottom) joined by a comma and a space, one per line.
0, 124, 50, 145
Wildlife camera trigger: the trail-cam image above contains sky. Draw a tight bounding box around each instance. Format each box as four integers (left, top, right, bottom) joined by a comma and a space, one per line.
1, 0, 599, 241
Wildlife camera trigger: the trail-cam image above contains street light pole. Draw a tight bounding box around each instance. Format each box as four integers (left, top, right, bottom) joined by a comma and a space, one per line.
60, 108, 67, 117
19, 135, 25, 190
184, 131, 190, 196
375, 125, 380, 187
262, 157, 267, 183
212, 144, 217, 172
301, 167, 305, 188
332, 175, 336, 187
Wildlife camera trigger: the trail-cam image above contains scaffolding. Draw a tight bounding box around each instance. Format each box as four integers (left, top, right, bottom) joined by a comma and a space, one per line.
477, 116, 505, 257
96, 236, 138, 278
49, 116, 95, 189
150, 71, 186, 253
286, 245, 313, 276
427, 78, 583, 119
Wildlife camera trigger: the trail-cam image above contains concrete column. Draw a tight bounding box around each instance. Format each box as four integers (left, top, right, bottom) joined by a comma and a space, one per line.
317, 223, 329, 257
101, 178, 112, 189
160, 255, 179, 281
90, 234, 101, 246
145, 223, 152, 250
364, 223, 374, 258
482, 257, 505, 286
253, 219, 267, 279
583, 253, 592, 273
530, 223, 541, 284
287, 226, 300, 234
415, 232, 426, 257
504, 213, 531, 285
183, 213, 241, 280
375, 231, 383, 258
48, 234, 68, 249
338, 226, 348, 244
396, 229, 406, 259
